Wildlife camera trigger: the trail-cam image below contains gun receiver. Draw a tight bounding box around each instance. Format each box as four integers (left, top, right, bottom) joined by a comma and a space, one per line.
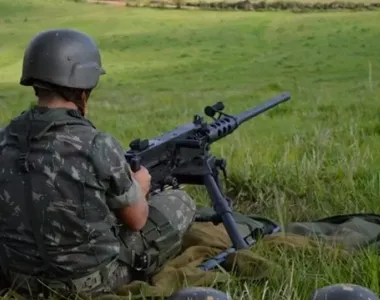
125, 92, 291, 250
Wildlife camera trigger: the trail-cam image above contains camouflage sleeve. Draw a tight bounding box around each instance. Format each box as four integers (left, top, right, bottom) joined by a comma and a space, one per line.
91, 132, 143, 210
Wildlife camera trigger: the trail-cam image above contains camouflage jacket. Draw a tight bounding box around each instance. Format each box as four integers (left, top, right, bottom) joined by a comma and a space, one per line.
0, 107, 142, 278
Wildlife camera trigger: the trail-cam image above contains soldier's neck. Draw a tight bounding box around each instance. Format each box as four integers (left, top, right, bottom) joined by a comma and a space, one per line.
37, 98, 79, 111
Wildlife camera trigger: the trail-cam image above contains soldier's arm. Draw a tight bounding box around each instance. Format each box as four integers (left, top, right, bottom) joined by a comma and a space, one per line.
91, 132, 149, 231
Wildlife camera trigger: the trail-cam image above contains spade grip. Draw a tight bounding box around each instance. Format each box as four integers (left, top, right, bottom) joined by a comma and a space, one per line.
128, 138, 150, 172
129, 156, 141, 172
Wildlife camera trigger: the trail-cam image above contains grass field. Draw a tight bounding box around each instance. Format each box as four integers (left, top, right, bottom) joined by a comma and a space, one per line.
1, 0, 380, 299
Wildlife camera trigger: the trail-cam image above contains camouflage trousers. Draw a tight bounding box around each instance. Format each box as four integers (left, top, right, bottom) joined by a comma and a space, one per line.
105, 189, 197, 292
6, 189, 196, 298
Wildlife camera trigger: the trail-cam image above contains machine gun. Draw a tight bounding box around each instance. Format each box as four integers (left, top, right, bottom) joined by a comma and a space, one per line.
125, 92, 291, 251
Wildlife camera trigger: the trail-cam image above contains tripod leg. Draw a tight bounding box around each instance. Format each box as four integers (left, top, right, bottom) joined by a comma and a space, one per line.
203, 174, 249, 250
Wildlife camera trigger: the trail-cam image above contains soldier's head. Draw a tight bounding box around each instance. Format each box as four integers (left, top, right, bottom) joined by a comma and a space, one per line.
309, 283, 379, 300
19, 28, 105, 116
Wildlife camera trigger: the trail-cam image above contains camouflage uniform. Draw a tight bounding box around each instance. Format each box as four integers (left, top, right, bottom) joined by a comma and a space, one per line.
0, 106, 196, 297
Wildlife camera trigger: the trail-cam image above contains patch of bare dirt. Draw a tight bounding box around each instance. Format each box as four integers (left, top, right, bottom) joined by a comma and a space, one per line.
87, 0, 126, 6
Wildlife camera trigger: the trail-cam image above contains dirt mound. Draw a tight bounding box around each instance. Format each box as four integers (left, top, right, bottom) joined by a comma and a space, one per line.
87, 0, 126, 6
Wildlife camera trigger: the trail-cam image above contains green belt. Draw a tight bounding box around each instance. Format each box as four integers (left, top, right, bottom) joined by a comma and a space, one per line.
8, 259, 119, 294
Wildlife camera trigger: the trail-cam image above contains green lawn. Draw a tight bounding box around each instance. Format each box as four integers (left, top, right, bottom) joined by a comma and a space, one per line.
1, 0, 380, 299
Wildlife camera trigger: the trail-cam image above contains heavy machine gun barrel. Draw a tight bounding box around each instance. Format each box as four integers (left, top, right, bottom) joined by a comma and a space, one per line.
205, 92, 291, 143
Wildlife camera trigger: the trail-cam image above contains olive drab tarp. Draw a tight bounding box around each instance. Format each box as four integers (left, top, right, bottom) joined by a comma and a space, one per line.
284, 213, 380, 251
94, 209, 380, 299
5, 209, 380, 299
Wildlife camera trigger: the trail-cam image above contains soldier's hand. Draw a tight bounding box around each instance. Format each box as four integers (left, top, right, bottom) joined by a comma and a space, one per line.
132, 166, 151, 197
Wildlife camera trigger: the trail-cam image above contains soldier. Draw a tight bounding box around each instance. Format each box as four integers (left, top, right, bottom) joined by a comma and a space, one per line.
0, 28, 196, 297
310, 283, 379, 300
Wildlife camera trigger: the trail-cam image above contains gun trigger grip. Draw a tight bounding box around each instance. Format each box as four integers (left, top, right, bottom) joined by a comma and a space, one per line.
130, 156, 141, 172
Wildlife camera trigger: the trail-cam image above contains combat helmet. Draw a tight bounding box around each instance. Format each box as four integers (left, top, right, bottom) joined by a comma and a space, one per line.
20, 28, 105, 90
168, 287, 231, 300
310, 283, 379, 300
